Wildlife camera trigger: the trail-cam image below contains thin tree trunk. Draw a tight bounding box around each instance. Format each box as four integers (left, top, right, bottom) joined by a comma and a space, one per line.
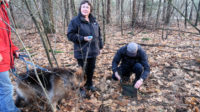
142, 0, 146, 22
136, 0, 141, 21
9, 1, 17, 28
156, 0, 162, 27
189, 2, 194, 21
191, 0, 198, 12
42, 0, 55, 34
70, 0, 77, 17
185, 0, 188, 28
101, 0, 106, 42
165, 0, 173, 25
92, 0, 96, 18
132, 0, 137, 26
176, 15, 181, 37
116, 0, 120, 23
64, 0, 70, 32
121, 0, 124, 35
106, 0, 111, 24
148, 0, 154, 22
97, 0, 100, 21
195, 0, 200, 26
162, 0, 167, 21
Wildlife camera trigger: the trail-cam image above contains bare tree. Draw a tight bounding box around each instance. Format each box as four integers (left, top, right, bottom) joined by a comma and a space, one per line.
165, 0, 173, 25
116, 0, 120, 23
42, 0, 55, 33
9, 1, 17, 28
195, 0, 200, 26
97, 0, 100, 20
189, 2, 194, 21
162, 0, 167, 21
70, 0, 77, 17
101, 0, 106, 42
156, 0, 162, 27
64, 0, 70, 32
142, 0, 146, 22
137, 0, 141, 20
92, 0, 96, 18
148, 0, 154, 21
131, 0, 137, 35
132, 0, 137, 26
106, 0, 111, 24
185, 0, 188, 28
121, 0, 124, 35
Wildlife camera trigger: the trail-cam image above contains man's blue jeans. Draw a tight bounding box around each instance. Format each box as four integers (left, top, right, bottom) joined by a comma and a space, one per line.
0, 71, 20, 112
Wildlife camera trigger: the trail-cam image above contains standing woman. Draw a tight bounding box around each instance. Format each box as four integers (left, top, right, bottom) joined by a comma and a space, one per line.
67, 0, 103, 92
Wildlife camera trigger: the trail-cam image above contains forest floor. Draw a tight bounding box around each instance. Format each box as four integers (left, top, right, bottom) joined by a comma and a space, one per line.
11, 24, 200, 112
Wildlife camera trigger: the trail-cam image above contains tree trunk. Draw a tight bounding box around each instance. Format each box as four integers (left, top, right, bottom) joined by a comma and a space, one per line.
132, 0, 137, 26
148, 0, 154, 22
92, 0, 96, 18
136, 0, 141, 20
9, 1, 17, 28
195, 0, 200, 26
191, 0, 198, 12
70, 0, 77, 17
189, 2, 194, 21
42, 0, 55, 34
116, 0, 120, 23
162, 0, 167, 21
101, 0, 106, 42
185, 0, 188, 28
156, 0, 162, 27
97, 0, 100, 21
64, 0, 70, 32
106, 0, 111, 24
165, 0, 173, 25
142, 0, 146, 22
121, 0, 124, 35
132, 0, 137, 35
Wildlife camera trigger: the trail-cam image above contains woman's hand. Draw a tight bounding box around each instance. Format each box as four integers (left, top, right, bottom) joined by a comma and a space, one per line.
84, 36, 92, 42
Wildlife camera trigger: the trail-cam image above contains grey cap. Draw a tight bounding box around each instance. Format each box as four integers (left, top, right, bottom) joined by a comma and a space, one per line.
126, 42, 138, 57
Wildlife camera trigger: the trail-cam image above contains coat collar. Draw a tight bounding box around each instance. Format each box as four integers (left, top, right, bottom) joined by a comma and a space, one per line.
78, 12, 96, 23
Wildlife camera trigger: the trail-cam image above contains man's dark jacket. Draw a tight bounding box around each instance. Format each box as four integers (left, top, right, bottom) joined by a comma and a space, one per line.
67, 13, 103, 59
112, 45, 150, 80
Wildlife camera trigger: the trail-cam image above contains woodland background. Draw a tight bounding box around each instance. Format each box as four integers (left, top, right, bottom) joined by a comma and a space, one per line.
5, 0, 200, 111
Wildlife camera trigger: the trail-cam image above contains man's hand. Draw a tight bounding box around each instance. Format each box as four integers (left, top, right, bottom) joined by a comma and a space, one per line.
0, 53, 3, 62
115, 72, 121, 81
134, 78, 143, 89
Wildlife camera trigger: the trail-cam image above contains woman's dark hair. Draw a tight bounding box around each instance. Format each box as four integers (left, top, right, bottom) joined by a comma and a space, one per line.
79, 0, 93, 13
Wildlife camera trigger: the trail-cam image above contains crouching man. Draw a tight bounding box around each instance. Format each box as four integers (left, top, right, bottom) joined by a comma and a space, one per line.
112, 42, 150, 89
